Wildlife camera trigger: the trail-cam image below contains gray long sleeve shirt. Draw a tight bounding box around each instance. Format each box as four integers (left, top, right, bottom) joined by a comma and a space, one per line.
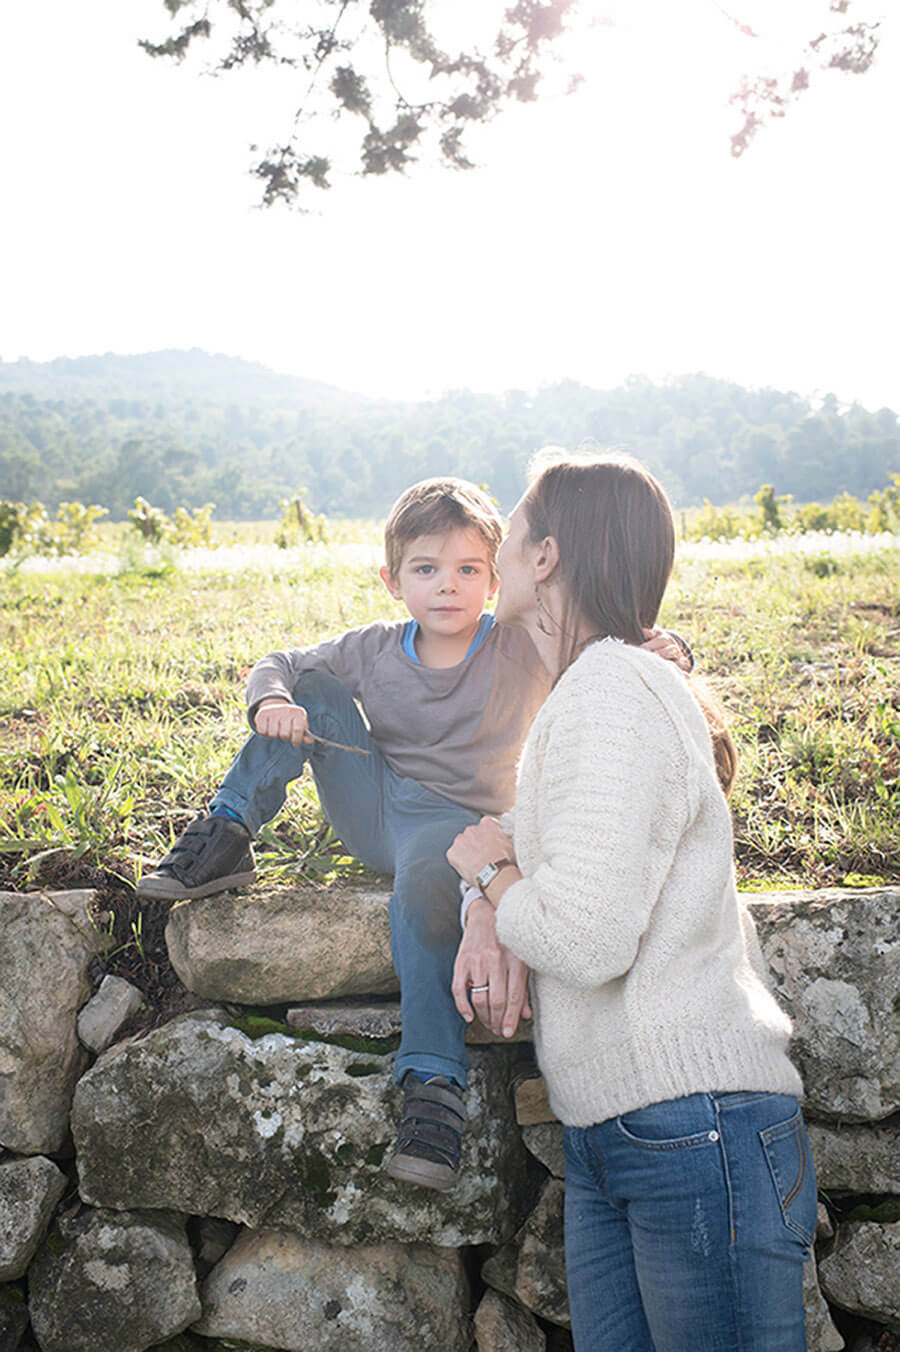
245, 620, 553, 816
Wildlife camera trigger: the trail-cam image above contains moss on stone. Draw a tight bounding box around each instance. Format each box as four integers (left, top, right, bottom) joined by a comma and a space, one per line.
365, 1142, 388, 1167
845, 1200, 900, 1223
290, 1028, 400, 1055
227, 1015, 293, 1041
228, 1016, 397, 1058
345, 1062, 383, 1077
298, 1150, 337, 1209
0, 1284, 25, 1306
206, 1341, 282, 1351
147, 1334, 208, 1351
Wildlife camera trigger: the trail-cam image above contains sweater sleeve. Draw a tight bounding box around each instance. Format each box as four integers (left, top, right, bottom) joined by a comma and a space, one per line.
495, 665, 690, 989
244, 624, 393, 727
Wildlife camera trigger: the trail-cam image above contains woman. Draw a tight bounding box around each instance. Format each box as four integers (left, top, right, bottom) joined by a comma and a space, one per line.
447, 451, 816, 1352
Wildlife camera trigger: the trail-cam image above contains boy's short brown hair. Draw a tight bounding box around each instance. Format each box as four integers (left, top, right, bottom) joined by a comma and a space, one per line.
384, 478, 503, 579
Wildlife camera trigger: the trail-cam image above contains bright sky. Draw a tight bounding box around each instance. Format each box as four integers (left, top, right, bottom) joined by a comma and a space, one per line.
2, 1, 897, 407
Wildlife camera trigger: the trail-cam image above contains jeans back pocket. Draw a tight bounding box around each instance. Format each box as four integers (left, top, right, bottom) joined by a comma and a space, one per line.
759, 1110, 817, 1246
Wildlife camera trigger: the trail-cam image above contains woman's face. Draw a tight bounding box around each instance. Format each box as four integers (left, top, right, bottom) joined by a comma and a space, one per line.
495, 496, 536, 627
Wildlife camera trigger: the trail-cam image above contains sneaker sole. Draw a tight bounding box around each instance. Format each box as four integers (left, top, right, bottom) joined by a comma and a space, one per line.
385, 1154, 458, 1192
135, 869, 257, 901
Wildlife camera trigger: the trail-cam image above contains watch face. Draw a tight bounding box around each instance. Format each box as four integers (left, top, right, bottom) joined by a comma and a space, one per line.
476, 863, 497, 890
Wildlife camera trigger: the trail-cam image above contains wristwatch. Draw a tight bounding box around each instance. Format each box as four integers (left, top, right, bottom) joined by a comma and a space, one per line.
475, 858, 515, 893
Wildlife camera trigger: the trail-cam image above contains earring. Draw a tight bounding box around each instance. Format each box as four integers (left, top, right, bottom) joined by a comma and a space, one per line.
535, 582, 552, 635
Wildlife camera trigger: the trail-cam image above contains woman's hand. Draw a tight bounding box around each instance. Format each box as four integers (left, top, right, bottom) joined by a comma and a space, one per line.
451, 897, 532, 1039
446, 817, 515, 888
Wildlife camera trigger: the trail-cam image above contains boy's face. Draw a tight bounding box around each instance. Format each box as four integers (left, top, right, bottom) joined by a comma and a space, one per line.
381, 527, 497, 640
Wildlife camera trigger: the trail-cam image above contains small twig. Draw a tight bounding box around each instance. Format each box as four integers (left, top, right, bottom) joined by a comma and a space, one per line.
708, 0, 759, 38
308, 732, 371, 756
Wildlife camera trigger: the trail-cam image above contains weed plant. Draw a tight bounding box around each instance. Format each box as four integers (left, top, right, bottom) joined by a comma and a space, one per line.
1, 533, 898, 898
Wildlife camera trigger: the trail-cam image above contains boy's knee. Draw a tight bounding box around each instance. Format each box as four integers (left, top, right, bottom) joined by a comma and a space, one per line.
393, 854, 461, 952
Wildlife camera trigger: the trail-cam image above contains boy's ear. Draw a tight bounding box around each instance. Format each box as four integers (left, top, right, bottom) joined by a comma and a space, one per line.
380, 565, 403, 600
534, 535, 559, 583
487, 574, 500, 600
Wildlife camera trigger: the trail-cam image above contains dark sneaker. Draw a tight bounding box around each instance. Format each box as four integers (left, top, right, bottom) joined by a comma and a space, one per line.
385, 1074, 466, 1192
136, 815, 256, 901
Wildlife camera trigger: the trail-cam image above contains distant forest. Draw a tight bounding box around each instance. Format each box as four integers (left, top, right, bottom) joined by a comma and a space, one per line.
1, 350, 897, 518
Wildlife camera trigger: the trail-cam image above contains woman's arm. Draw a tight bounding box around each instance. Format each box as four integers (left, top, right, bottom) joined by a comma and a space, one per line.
450, 896, 531, 1040
492, 670, 691, 990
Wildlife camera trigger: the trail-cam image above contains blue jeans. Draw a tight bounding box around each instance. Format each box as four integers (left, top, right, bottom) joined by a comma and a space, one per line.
563, 1092, 817, 1352
212, 672, 478, 1087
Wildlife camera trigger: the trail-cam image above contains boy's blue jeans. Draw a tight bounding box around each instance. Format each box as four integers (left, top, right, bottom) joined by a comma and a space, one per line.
563, 1091, 817, 1352
212, 672, 478, 1088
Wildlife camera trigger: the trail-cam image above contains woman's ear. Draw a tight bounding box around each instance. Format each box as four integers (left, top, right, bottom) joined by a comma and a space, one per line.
533, 535, 559, 583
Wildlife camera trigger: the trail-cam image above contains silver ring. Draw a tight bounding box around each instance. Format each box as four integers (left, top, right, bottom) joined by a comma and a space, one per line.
469, 984, 490, 993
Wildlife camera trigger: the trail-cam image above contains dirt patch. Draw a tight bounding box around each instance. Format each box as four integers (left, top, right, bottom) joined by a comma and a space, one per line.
2, 852, 203, 1035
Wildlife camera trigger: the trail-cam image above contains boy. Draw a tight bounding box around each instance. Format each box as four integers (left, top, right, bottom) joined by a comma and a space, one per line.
139, 478, 689, 1190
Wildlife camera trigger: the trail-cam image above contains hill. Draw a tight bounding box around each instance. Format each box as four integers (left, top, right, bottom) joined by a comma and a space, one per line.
0, 352, 897, 518
0, 349, 377, 412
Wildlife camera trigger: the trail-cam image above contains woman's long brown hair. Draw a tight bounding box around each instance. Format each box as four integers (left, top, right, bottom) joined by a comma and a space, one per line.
524, 449, 738, 795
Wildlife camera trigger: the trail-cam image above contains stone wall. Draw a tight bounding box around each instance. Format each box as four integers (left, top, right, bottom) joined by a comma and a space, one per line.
1, 885, 898, 1352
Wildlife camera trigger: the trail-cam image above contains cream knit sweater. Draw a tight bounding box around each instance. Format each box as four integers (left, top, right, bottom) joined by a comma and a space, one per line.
495, 639, 802, 1128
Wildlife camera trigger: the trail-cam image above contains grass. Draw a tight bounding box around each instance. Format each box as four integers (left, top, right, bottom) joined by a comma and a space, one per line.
663, 549, 900, 887
1, 530, 898, 901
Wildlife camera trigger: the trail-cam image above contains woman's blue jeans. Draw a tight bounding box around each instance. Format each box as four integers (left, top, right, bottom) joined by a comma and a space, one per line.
212, 672, 478, 1088
563, 1091, 817, 1352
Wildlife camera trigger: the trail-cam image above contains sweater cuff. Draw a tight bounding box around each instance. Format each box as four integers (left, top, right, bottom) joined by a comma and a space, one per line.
494, 875, 546, 971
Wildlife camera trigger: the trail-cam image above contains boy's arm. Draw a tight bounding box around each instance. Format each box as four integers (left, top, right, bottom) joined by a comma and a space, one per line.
642, 628, 694, 673
254, 697, 314, 745
245, 624, 392, 729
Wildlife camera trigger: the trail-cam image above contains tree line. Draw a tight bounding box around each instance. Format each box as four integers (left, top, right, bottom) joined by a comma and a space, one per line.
0, 353, 897, 519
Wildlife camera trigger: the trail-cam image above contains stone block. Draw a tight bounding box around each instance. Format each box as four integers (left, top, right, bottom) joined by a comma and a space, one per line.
474, 1287, 547, 1351
0, 1156, 67, 1281
0, 890, 105, 1154
77, 975, 144, 1054
73, 1010, 529, 1247
818, 1220, 900, 1325
165, 884, 397, 1003
194, 1228, 470, 1351
28, 1208, 200, 1352
808, 1120, 900, 1194
483, 1178, 569, 1329
750, 889, 899, 1122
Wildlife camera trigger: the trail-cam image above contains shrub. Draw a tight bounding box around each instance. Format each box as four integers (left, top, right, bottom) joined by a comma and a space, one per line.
171, 503, 215, 547
0, 501, 26, 556
127, 498, 216, 546
829, 491, 867, 533
0, 499, 107, 557
792, 502, 831, 533
275, 487, 328, 548
867, 473, 900, 533
685, 500, 753, 542
127, 497, 171, 544
755, 484, 791, 532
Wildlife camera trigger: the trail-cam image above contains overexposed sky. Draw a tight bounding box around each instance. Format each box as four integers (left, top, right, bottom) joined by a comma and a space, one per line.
2, 1, 897, 407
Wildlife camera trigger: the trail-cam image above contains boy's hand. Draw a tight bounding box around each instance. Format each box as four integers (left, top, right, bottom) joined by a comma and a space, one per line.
254, 698, 315, 746
452, 897, 531, 1039
642, 627, 692, 673
446, 817, 515, 889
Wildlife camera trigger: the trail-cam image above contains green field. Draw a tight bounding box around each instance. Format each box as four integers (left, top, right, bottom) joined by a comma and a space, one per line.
2, 533, 898, 906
